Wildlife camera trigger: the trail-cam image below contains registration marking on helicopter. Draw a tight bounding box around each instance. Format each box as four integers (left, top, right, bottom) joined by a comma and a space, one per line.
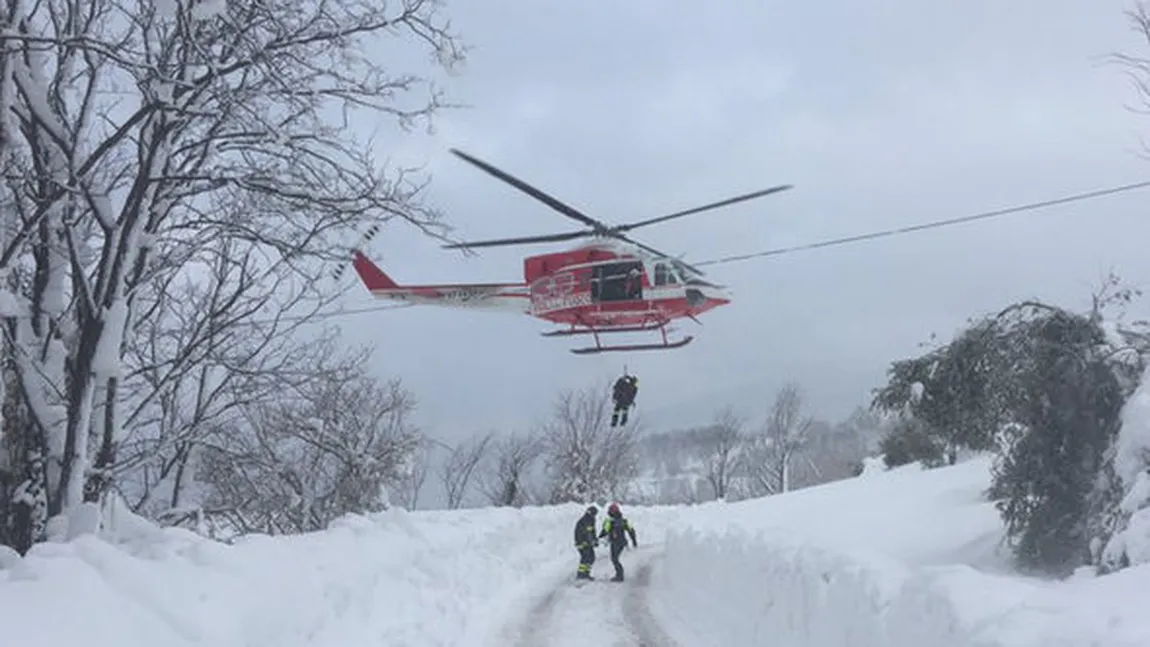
436, 287, 496, 302
533, 293, 591, 314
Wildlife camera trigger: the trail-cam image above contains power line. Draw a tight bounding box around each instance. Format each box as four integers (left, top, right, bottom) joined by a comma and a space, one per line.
269, 302, 413, 324
694, 178, 1150, 267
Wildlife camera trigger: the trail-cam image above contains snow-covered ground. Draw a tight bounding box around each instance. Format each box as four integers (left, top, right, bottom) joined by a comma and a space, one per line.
3, 457, 1149, 646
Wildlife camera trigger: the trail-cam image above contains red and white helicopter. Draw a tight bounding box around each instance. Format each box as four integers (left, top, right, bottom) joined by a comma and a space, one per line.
350, 149, 792, 354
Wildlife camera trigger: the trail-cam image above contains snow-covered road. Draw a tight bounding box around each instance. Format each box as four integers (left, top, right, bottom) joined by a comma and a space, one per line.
8, 460, 1150, 647
499, 544, 679, 647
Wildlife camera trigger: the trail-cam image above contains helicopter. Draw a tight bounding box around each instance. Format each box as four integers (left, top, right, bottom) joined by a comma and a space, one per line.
349, 149, 792, 354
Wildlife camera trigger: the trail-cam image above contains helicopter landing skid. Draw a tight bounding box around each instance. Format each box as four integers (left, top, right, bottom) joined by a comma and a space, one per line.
563, 322, 692, 355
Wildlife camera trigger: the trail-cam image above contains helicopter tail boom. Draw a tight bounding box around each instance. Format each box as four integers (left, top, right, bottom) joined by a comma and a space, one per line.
351, 251, 530, 312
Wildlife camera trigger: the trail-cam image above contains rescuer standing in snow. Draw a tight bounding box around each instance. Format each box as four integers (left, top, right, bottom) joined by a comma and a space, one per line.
598, 502, 638, 581
574, 505, 599, 580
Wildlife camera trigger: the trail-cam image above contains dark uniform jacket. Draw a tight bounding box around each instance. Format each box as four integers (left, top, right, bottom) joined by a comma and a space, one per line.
574, 512, 597, 548
613, 377, 638, 407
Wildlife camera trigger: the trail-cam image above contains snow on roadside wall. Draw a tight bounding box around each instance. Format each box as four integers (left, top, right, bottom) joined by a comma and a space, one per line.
648, 526, 973, 647
645, 525, 1137, 647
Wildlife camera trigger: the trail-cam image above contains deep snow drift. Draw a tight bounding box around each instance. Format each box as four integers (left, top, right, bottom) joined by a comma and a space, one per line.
2, 458, 1149, 646
649, 459, 1150, 646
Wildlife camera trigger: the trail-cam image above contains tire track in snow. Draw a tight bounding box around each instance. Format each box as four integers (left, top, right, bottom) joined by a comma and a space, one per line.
508, 546, 680, 647
622, 556, 680, 647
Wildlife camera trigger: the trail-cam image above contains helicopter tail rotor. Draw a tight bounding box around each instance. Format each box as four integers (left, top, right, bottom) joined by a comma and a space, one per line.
333, 223, 383, 281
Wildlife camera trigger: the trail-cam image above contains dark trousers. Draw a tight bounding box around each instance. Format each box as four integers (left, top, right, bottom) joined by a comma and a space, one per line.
611, 403, 631, 426
577, 545, 595, 578
609, 542, 625, 580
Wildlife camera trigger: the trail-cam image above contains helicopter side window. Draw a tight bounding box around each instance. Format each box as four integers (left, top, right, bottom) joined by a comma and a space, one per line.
654, 262, 678, 286
592, 261, 643, 302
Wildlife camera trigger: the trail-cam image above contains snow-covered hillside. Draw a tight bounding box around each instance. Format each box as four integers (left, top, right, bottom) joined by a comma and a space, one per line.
3, 457, 1148, 646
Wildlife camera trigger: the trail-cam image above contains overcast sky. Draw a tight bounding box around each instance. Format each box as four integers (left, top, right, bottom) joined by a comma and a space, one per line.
329, 0, 1150, 445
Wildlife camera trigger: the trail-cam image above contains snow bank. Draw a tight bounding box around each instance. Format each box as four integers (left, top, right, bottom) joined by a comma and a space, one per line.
646, 460, 1004, 646
1101, 364, 1150, 568
648, 457, 1150, 647
6, 454, 1150, 646
0, 503, 588, 647
651, 525, 1140, 647
652, 526, 970, 647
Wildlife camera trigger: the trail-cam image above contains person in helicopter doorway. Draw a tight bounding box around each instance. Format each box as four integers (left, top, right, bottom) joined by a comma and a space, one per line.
598, 502, 638, 582
611, 373, 638, 427
574, 505, 599, 580
623, 266, 642, 299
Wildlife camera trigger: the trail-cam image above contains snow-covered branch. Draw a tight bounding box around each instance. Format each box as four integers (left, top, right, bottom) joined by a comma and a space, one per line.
194, 353, 420, 537
0, 0, 465, 550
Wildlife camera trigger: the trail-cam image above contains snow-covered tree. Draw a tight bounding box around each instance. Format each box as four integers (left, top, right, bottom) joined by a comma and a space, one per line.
872, 319, 1004, 465
743, 382, 813, 495
478, 431, 544, 507
984, 303, 1129, 576
543, 385, 641, 504
195, 344, 420, 537
392, 438, 433, 510
803, 412, 879, 480
0, 0, 463, 549
872, 279, 1147, 576
1086, 3, 1150, 574
700, 407, 744, 500
117, 243, 353, 520
1096, 365, 1150, 571
438, 431, 493, 509
877, 417, 944, 468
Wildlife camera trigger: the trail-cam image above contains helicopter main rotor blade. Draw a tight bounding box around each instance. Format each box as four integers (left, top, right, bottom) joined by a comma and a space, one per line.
450, 149, 608, 231
442, 229, 592, 249
614, 184, 793, 233
615, 233, 706, 276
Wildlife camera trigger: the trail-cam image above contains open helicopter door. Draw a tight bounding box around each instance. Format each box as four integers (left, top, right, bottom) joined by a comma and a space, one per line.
590, 260, 644, 302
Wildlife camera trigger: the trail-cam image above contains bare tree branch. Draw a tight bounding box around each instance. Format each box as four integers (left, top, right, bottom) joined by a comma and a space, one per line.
0, 0, 465, 546
742, 381, 813, 496
542, 384, 642, 504
478, 431, 543, 507
701, 406, 744, 500
194, 349, 420, 537
438, 431, 493, 510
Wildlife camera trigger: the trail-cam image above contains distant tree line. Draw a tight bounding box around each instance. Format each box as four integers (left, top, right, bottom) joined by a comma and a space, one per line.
397, 379, 886, 515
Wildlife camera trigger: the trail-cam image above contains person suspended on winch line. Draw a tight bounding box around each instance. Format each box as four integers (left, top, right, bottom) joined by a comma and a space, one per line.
611, 373, 638, 427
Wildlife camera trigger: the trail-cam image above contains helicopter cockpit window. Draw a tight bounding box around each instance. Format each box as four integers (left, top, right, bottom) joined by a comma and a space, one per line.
591, 261, 643, 302
654, 262, 675, 286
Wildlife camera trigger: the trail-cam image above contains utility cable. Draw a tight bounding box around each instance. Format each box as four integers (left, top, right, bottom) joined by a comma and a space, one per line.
276, 302, 412, 323
693, 179, 1150, 267
247, 302, 413, 326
